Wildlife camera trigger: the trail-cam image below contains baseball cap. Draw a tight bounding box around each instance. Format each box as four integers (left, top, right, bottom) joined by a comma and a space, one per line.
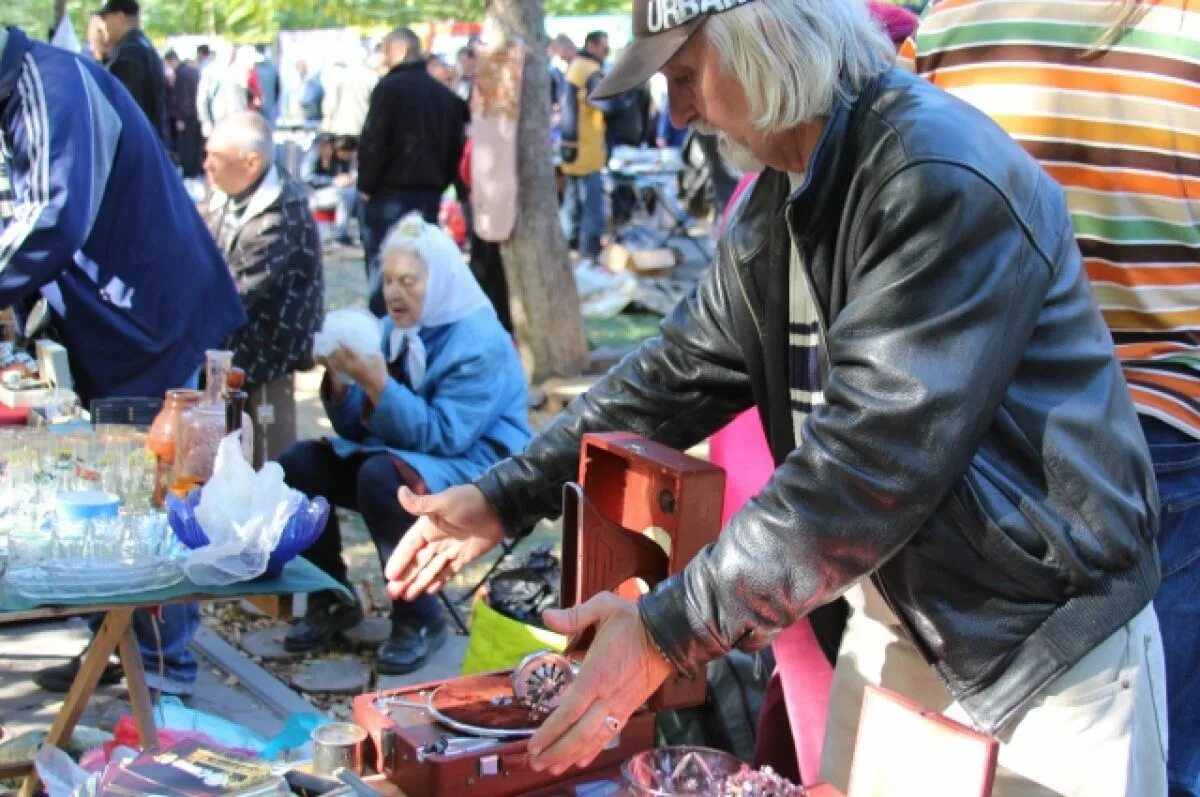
591, 0, 756, 100
96, 0, 139, 16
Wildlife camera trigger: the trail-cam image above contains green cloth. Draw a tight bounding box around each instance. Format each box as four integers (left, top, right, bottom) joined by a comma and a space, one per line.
0, 557, 348, 613
584, 313, 662, 351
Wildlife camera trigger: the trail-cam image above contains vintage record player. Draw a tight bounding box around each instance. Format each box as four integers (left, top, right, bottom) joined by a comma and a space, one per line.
353, 432, 726, 796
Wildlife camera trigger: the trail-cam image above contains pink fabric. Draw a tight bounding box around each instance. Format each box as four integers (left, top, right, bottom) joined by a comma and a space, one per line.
709, 411, 834, 783
773, 616, 834, 784
867, 1, 919, 45
710, 410, 774, 526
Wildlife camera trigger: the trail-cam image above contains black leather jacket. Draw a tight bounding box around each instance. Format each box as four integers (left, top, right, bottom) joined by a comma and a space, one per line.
477, 68, 1160, 733
107, 29, 166, 139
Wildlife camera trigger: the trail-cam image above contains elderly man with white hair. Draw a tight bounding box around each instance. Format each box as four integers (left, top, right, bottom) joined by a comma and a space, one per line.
382, 0, 1167, 794
201, 110, 324, 466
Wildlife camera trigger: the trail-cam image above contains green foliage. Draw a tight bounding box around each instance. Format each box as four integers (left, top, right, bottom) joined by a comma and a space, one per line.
5, 0, 630, 43
0, 0, 635, 40
6, 0, 56, 39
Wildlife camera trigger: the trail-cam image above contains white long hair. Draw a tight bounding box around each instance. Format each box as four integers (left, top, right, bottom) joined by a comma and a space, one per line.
704, 0, 894, 133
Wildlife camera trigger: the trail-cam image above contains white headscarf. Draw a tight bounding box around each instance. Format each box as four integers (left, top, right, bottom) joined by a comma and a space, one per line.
382, 213, 493, 388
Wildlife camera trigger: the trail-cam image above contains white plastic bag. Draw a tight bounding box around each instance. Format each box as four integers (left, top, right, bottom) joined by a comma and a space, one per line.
313, 308, 380, 359
184, 434, 301, 585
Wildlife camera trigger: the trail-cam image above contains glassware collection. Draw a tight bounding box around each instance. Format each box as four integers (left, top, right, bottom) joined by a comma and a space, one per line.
0, 349, 252, 598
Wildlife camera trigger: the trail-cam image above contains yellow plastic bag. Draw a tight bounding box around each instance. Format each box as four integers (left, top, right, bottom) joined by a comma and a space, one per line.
460, 595, 568, 675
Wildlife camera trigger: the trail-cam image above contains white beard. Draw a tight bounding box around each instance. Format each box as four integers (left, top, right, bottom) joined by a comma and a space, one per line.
693, 121, 765, 175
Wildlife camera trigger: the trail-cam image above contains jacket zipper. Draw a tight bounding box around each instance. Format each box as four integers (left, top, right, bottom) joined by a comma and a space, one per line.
778, 203, 971, 723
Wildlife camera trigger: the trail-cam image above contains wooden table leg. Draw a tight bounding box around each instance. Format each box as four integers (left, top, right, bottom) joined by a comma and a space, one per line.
19, 608, 134, 797
117, 619, 159, 750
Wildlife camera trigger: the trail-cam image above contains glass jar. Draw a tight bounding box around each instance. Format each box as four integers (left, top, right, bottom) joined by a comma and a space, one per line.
147, 389, 202, 506
172, 351, 252, 495
621, 747, 749, 796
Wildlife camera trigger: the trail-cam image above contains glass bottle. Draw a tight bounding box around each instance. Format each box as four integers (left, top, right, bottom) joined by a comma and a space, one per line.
146, 389, 202, 506
172, 351, 252, 495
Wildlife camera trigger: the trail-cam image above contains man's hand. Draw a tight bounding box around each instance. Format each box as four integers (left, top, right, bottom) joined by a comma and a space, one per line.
385, 485, 506, 601
527, 594, 673, 776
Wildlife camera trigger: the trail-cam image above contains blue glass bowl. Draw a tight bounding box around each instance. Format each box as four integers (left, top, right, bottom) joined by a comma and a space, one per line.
165, 490, 330, 579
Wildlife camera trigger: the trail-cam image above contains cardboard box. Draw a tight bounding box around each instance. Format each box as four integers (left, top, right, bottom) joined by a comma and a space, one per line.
605, 243, 677, 276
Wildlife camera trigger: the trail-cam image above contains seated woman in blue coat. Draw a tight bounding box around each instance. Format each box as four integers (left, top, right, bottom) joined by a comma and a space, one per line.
279, 212, 530, 674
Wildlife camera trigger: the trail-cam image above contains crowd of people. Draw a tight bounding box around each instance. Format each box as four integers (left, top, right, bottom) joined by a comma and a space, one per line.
1, 0, 1197, 795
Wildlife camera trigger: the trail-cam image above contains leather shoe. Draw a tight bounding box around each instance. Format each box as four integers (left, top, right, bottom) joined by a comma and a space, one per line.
284, 590, 365, 653
376, 616, 448, 675
34, 652, 122, 693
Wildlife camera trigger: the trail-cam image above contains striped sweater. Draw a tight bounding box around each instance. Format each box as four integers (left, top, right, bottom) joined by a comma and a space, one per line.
904, 0, 1200, 438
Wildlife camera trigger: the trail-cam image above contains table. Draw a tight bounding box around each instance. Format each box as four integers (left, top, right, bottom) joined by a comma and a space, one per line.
0, 557, 347, 795
607, 167, 714, 262
358, 774, 845, 795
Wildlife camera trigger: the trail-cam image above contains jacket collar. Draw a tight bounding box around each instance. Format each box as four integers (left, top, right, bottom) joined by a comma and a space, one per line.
112, 28, 148, 53
725, 71, 883, 264
386, 60, 427, 77
0, 27, 30, 106
208, 164, 282, 224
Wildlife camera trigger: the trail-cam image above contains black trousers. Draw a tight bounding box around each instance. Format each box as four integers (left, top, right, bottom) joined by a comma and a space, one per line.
278, 441, 441, 623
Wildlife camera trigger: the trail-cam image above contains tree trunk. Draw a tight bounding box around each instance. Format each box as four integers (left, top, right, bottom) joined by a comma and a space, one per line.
52, 0, 67, 32
488, 0, 589, 382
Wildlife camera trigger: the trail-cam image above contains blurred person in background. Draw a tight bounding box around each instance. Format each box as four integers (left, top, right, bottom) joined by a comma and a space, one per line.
455, 45, 476, 101
357, 27, 468, 316
198, 43, 249, 138
85, 14, 107, 62
164, 49, 203, 178
249, 44, 281, 126
559, 30, 613, 262
304, 134, 361, 246
200, 111, 324, 467
426, 54, 457, 91
97, 0, 166, 140
321, 50, 377, 142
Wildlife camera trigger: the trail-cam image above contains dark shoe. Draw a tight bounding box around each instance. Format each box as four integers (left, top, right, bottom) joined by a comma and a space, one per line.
376, 616, 448, 675
284, 590, 364, 653
34, 652, 122, 693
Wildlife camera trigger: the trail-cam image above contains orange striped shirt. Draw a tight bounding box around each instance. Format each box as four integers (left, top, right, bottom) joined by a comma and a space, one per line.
905, 0, 1200, 438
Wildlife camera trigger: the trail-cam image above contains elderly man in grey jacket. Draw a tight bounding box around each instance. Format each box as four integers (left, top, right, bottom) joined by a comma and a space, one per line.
201, 111, 324, 466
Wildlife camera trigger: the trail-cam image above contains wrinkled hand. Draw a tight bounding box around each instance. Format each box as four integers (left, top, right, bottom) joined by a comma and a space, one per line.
326, 345, 387, 400
385, 485, 506, 601
527, 593, 673, 776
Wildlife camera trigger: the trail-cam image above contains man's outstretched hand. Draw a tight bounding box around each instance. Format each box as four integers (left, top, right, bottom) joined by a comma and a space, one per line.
384, 485, 505, 602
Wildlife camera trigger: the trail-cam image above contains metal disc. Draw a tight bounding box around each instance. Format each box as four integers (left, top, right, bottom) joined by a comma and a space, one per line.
427, 674, 542, 739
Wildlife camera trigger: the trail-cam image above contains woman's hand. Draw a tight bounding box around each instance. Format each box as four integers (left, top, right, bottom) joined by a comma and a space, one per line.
326, 345, 388, 405
315, 352, 348, 401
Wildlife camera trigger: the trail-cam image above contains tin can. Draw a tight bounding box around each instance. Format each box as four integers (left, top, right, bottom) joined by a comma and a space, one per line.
312, 722, 367, 776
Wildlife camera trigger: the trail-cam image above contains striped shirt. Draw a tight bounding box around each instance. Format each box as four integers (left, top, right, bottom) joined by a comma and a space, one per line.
904, 0, 1200, 438
788, 172, 825, 442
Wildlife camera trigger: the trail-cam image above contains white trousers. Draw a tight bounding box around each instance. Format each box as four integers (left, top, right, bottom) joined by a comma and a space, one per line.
818, 583, 1168, 796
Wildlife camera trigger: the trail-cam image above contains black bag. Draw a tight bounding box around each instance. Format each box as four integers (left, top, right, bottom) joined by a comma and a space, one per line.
656, 647, 775, 762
